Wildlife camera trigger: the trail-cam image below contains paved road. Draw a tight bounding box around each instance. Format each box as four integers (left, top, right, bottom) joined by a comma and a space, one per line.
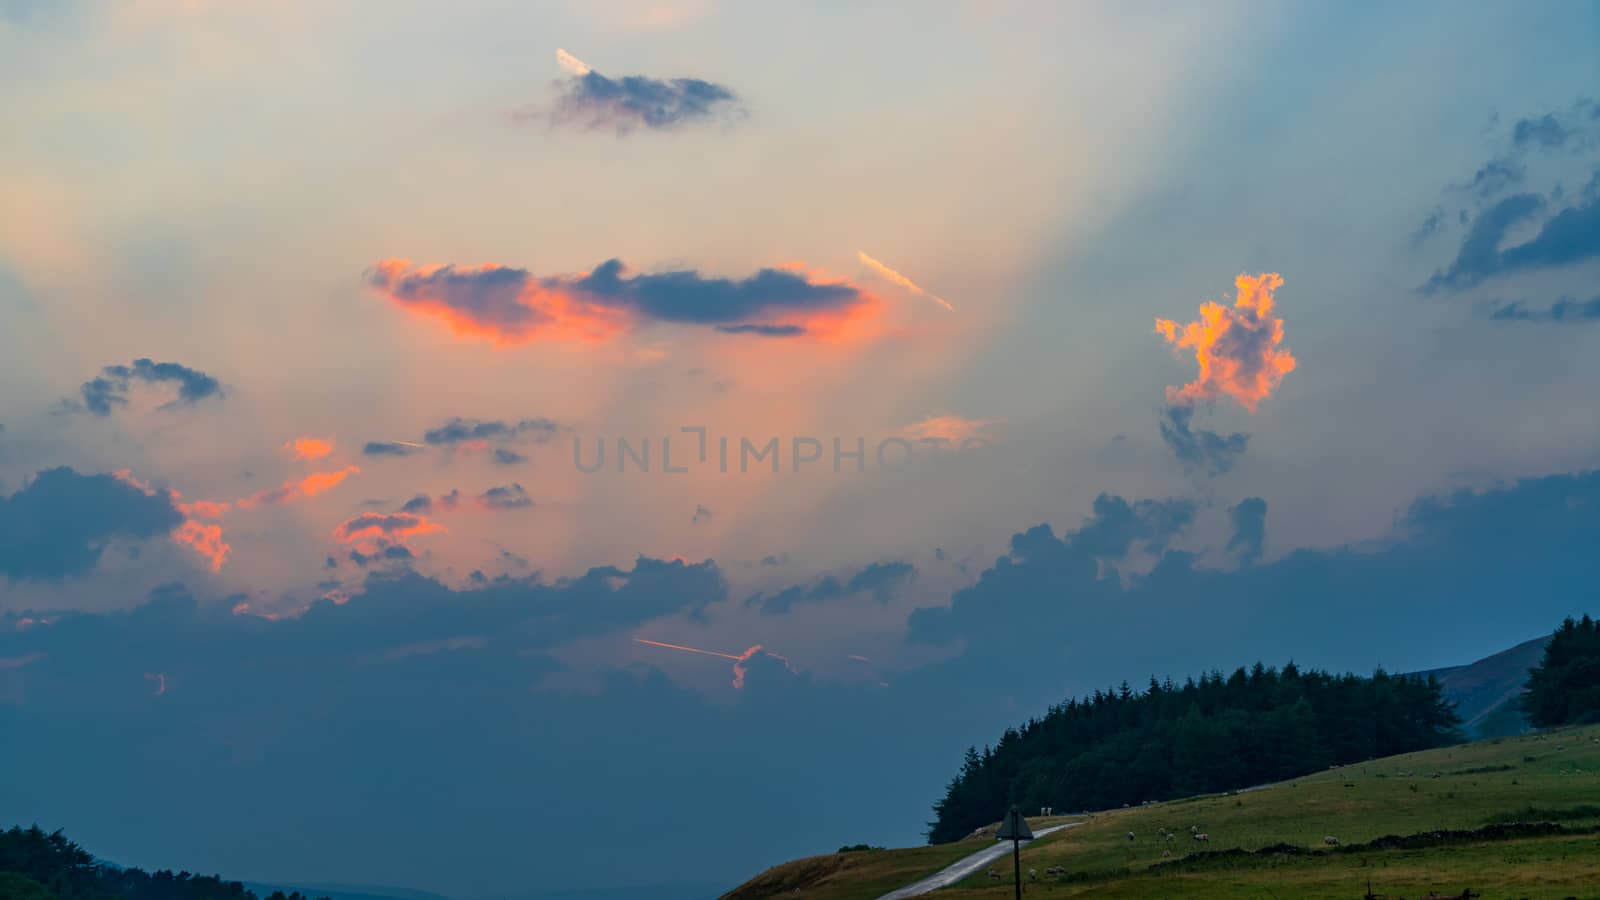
874, 824, 1079, 899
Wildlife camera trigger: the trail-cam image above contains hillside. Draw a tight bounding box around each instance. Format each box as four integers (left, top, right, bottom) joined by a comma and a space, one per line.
723, 724, 1600, 899
1422, 635, 1546, 737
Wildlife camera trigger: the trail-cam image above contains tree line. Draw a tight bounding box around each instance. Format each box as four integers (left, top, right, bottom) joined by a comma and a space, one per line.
0, 825, 327, 900
927, 662, 1461, 843
1521, 614, 1600, 728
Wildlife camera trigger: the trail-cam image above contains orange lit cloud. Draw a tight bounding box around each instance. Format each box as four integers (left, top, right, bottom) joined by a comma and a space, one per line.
1155, 273, 1296, 413
857, 251, 955, 311
366, 257, 881, 345
284, 437, 334, 460
173, 519, 230, 572
112, 469, 232, 572
333, 512, 446, 546
238, 465, 360, 509
900, 413, 999, 447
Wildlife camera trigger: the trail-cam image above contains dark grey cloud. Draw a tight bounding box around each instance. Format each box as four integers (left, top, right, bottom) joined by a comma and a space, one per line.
0, 468, 183, 579
747, 561, 915, 616
552, 69, 741, 134
75, 358, 222, 416
1510, 98, 1597, 151
368, 258, 870, 339
423, 417, 559, 447
1070, 494, 1196, 558
478, 483, 532, 511
1489, 294, 1600, 323
843, 561, 914, 603
715, 323, 806, 337
1425, 187, 1600, 292
350, 544, 415, 568
1227, 497, 1267, 566
492, 448, 528, 465
400, 494, 433, 514
1159, 404, 1248, 475
1462, 158, 1524, 198
362, 441, 421, 457
572, 259, 861, 327
907, 468, 1600, 666
7, 470, 1600, 898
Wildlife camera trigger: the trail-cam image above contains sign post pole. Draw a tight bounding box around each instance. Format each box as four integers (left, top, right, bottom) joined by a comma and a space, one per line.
1012, 833, 1021, 900
994, 805, 1033, 898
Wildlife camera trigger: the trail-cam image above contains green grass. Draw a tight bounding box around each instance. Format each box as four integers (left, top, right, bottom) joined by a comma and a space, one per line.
723, 725, 1600, 899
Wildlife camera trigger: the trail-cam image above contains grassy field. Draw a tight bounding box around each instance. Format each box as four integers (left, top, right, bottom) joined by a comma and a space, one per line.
723, 725, 1600, 900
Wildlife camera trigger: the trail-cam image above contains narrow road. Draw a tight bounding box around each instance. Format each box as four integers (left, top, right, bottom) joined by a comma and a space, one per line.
874, 824, 1079, 899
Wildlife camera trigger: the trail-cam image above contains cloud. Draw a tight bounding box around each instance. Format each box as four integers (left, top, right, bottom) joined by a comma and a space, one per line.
731, 645, 800, 691
477, 484, 532, 511
284, 437, 334, 461
367, 258, 878, 344
900, 414, 998, 448
1159, 404, 1249, 476
492, 448, 528, 465
555, 47, 592, 77
333, 512, 446, 546
400, 494, 433, 514
1226, 497, 1267, 566
1156, 273, 1296, 413
1418, 98, 1600, 290
349, 544, 415, 568
1422, 185, 1600, 293
172, 520, 229, 572
362, 441, 423, 457
907, 468, 1600, 670
714, 323, 805, 337
1069, 494, 1196, 558
1510, 98, 1598, 151
857, 251, 955, 311
546, 50, 741, 134
75, 358, 222, 416
747, 561, 915, 616
1153, 273, 1291, 475
1489, 294, 1600, 323
0, 468, 184, 579
691, 504, 712, 525
843, 561, 914, 603
424, 417, 559, 447
237, 465, 361, 510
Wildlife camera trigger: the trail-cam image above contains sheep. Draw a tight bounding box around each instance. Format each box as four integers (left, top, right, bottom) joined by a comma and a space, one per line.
1161, 849, 1172, 859
1127, 831, 1136, 842
1189, 825, 1198, 833
987, 867, 1000, 881
1323, 836, 1339, 846
1193, 833, 1210, 842
1165, 833, 1175, 842
1027, 868, 1038, 882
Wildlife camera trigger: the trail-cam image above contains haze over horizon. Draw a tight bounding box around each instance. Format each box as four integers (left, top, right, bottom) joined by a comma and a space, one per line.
2, 2, 1598, 897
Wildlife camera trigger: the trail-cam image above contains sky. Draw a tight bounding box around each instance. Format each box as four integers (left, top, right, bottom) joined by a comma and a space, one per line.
1, 2, 1599, 897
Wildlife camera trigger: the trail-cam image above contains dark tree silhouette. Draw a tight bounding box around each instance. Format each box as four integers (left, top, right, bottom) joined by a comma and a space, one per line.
1522, 615, 1600, 728
927, 662, 1460, 843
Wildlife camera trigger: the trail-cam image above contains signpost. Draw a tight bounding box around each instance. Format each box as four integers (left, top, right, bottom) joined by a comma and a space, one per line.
995, 805, 1034, 898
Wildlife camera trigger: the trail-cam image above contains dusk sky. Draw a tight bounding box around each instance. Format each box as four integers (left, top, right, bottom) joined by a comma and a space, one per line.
2, 3, 1599, 898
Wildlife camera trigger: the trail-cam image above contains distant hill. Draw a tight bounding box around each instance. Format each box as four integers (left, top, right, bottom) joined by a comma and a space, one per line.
1418, 634, 1547, 737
